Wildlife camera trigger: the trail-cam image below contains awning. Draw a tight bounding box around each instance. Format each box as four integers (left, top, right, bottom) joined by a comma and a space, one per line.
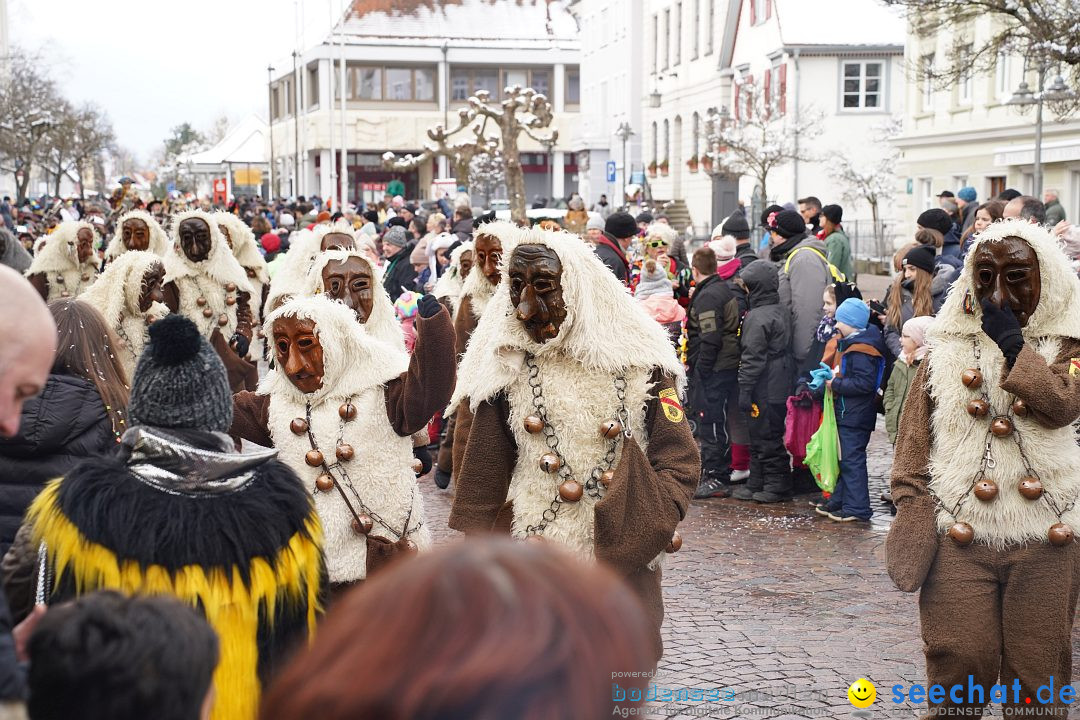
994, 139, 1080, 167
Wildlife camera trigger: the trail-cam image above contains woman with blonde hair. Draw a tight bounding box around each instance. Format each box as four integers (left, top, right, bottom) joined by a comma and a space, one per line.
882, 244, 945, 358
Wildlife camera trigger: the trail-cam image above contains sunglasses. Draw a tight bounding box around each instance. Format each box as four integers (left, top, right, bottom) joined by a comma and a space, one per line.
646, 239, 669, 249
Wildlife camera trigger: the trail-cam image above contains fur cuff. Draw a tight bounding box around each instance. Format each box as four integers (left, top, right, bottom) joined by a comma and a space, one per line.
886, 495, 940, 592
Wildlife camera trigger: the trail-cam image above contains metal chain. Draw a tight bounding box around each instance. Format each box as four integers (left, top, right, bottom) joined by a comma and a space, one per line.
522, 354, 628, 536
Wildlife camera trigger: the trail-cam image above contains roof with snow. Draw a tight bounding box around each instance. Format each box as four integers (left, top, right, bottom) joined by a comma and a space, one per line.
774, 0, 904, 48
339, 0, 578, 44
182, 115, 268, 166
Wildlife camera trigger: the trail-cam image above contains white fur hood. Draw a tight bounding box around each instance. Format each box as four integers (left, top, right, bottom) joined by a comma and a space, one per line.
81, 250, 166, 327
162, 209, 254, 294
26, 221, 100, 277
104, 210, 169, 260
214, 211, 270, 284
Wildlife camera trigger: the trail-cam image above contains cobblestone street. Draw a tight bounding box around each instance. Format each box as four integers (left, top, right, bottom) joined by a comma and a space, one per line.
422, 418, 1080, 719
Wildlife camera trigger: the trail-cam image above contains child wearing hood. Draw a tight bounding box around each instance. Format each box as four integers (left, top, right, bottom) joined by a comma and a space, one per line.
635, 258, 685, 342
883, 315, 933, 445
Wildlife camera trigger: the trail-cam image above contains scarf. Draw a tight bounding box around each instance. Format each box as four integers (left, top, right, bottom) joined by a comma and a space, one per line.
769, 233, 804, 262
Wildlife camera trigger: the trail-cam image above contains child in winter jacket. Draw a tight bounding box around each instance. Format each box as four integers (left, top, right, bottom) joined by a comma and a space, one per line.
883, 315, 933, 444
822, 298, 885, 522
635, 258, 685, 342
732, 261, 793, 503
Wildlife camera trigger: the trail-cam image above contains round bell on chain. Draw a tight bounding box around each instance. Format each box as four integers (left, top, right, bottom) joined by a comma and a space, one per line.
1049, 522, 1074, 546
290, 418, 308, 435
315, 474, 335, 492
196, 296, 207, 306
256, 328, 264, 339
336, 444, 354, 462
225, 282, 237, 292
339, 402, 357, 421
55, 276, 65, 285
558, 479, 583, 502
600, 420, 623, 439
666, 530, 683, 553
60, 291, 71, 298
947, 522, 975, 546
305, 449, 324, 467
225, 296, 236, 306
599, 469, 615, 488
81, 274, 90, 282
202, 307, 214, 318
523, 415, 544, 434
966, 398, 990, 418
961, 368, 984, 390
351, 514, 373, 535
973, 479, 999, 501
1011, 398, 1030, 417
990, 416, 1014, 437
539, 453, 561, 473
403, 538, 418, 552
144, 315, 155, 326
411, 458, 423, 474
525, 534, 545, 544
218, 314, 229, 327
1018, 476, 1044, 500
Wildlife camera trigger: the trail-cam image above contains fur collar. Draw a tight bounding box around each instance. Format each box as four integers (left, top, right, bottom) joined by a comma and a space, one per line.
259, 294, 409, 408
26, 221, 100, 277
81, 250, 169, 328
162, 209, 254, 293
931, 218, 1080, 342
266, 227, 323, 310
459, 262, 498, 320
451, 227, 686, 413
214, 212, 270, 285
104, 210, 168, 260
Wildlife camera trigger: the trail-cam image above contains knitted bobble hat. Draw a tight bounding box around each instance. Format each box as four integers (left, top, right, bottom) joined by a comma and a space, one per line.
128, 314, 233, 433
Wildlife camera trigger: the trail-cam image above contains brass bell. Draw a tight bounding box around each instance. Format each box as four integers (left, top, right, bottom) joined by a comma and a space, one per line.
60, 291, 70, 298
217, 314, 229, 327
196, 296, 207, 306
961, 368, 983, 390
290, 418, 308, 435
1018, 476, 1044, 500
947, 522, 975, 546
225, 296, 236, 306
600, 420, 622, 439
523, 415, 544, 434
202, 307, 214, 318
55, 276, 65, 284
315, 474, 334, 492
335, 444, 354, 462
990, 416, 1014, 437
144, 315, 154, 326
339, 402, 357, 420
225, 282, 237, 292
81, 274, 90, 282
411, 458, 423, 474
351, 514, 373, 535
525, 534, 545, 544
305, 449, 324, 467
1049, 522, 1074, 547
973, 479, 999, 501
667, 530, 683, 553
599, 469, 615, 488
404, 539, 418, 552
558, 479, 583, 502
1011, 398, 1029, 417
966, 398, 990, 418
539, 453, 561, 473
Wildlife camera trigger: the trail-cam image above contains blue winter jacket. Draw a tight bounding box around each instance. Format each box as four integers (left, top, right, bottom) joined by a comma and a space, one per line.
831, 324, 886, 430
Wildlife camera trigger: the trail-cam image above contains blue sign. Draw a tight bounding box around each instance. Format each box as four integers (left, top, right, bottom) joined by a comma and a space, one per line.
630, 171, 645, 185
606, 161, 617, 183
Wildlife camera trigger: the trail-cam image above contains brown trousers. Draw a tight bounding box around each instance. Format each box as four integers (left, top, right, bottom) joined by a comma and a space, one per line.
436, 409, 456, 474
918, 539, 1080, 718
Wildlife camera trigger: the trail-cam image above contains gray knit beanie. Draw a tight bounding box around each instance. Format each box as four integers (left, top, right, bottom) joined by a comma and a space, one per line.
128, 314, 233, 433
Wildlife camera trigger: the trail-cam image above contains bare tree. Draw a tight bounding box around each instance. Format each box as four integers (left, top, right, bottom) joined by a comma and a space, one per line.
703, 80, 822, 209
829, 116, 902, 254
382, 109, 497, 194
43, 103, 116, 198
0, 52, 63, 202
468, 147, 506, 207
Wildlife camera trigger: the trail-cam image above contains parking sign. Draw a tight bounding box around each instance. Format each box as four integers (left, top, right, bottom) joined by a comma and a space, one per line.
606, 161, 617, 183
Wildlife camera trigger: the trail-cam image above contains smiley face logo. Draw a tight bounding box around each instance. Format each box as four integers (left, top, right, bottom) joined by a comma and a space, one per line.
848, 678, 876, 708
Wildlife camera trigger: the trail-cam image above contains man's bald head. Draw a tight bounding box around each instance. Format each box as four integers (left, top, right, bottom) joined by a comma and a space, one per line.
0, 265, 56, 437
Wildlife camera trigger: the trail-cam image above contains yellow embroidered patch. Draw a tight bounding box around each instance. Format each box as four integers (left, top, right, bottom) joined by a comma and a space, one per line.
659, 388, 684, 423
1071, 359, 1080, 376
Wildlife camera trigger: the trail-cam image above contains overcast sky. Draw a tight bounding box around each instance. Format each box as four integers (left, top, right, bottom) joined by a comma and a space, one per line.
11, 0, 341, 164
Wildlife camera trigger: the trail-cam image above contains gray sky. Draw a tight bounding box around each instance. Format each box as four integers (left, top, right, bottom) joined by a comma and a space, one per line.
11, 0, 339, 163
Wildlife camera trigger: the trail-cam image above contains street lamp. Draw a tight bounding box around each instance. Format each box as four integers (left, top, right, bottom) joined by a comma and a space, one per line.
540, 136, 557, 205
267, 64, 275, 201
1006, 60, 1076, 200
614, 121, 634, 204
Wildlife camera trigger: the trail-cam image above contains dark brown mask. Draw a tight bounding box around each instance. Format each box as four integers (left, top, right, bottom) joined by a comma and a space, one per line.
273, 316, 324, 394
178, 218, 212, 263
459, 249, 474, 280
972, 236, 1041, 328
474, 233, 502, 286
122, 218, 150, 252
76, 228, 94, 264
219, 224, 233, 249
139, 262, 166, 312
322, 256, 374, 323
508, 244, 567, 345
321, 232, 356, 252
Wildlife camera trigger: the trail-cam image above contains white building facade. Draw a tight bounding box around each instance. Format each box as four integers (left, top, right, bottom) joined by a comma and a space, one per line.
266, 0, 581, 207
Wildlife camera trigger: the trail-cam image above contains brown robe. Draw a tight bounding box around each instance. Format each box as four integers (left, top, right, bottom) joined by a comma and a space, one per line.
449, 369, 699, 662
441, 292, 482, 476
164, 281, 257, 393
27, 273, 49, 301
229, 310, 456, 577
889, 340, 1080, 719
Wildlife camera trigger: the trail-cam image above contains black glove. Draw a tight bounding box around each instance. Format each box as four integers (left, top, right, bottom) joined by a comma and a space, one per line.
980, 299, 1024, 366
738, 388, 754, 414
417, 294, 442, 319
230, 333, 250, 358
413, 445, 432, 475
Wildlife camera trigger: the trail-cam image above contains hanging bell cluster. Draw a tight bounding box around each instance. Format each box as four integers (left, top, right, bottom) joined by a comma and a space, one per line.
195, 282, 239, 325
532, 416, 626, 505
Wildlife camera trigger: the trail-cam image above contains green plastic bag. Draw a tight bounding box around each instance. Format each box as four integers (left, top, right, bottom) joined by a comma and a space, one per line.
805, 389, 840, 493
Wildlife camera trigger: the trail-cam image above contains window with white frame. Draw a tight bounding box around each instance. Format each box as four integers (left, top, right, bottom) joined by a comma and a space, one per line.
995, 50, 1011, 99
841, 60, 884, 110
662, 9, 670, 70
692, 112, 700, 158
706, 0, 714, 54
958, 46, 973, 104
651, 14, 659, 74
673, 3, 682, 66
919, 177, 934, 211
752, 0, 768, 25
922, 54, 935, 110
692, 0, 699, 59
